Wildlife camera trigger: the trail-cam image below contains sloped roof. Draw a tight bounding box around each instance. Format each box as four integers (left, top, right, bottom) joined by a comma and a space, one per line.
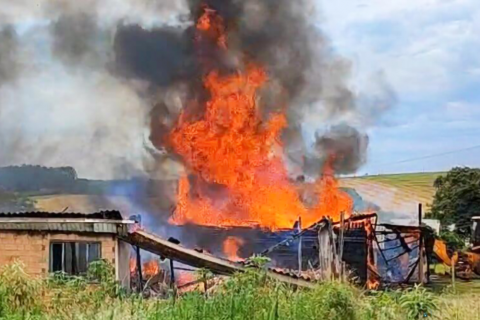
0, 210, 131, 234
0, 210, 123, 220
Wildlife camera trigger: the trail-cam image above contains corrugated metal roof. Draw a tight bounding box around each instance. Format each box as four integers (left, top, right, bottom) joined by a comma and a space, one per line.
0, 222, 119, 233
268, 268, 315, 281
0, 210, 123, 220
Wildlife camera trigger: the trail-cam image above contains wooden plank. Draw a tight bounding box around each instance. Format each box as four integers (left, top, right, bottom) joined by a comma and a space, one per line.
124, 230, 243, 275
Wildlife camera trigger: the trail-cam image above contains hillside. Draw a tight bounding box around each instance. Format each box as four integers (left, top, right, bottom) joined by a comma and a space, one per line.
3, 169, 444, 219
340, 172, 444, 216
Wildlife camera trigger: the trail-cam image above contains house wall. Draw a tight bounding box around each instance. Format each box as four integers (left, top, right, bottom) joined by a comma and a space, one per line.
116, 239, 132, 290
0, 231, 116, 277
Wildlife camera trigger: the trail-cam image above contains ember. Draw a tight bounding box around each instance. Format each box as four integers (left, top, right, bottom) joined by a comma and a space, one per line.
129, 257, 136, 274
143, 260, 160, 278
168, 4, 353, 231
223, 236, 244, 261
177, 271, 196, 287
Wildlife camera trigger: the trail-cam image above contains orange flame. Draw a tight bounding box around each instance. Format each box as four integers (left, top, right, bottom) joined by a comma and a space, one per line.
129, 258, 136, 274
367, 278, 380, 290
177, 271, 197, 287
168, 4, 353, 230
143, 260, 160, 277
223, 236, 244, 261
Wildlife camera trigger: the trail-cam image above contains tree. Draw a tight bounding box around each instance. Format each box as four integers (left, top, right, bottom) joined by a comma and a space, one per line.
429, 167, 480, 239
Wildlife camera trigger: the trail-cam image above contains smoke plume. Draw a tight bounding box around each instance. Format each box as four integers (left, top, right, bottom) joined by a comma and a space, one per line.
0, 0, 393, 180
112, 0, 393, 177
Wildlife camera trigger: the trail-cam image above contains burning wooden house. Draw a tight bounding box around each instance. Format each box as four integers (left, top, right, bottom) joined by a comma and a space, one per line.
126, 211, 434, 291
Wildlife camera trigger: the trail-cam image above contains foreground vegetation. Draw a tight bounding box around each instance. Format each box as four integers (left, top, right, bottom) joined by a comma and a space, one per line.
0, 260, 479, 320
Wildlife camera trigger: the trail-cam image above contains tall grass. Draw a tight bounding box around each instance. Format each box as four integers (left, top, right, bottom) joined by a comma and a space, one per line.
0, 260, 477, 320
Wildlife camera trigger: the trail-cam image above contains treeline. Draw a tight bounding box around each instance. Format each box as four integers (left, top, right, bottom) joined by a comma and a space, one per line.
0, 165, 168, 197
0, 166, 77, 193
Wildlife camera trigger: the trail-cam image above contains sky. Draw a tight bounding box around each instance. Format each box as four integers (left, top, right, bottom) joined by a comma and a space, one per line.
320, 0, 480, 175
0, 0, 479, 179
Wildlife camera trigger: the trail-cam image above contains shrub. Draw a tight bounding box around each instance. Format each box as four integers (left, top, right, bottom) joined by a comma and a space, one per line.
0, 260, 42, 314
87, 259, 119, 297
362, 290, 402, 320
399, 285, 438, 319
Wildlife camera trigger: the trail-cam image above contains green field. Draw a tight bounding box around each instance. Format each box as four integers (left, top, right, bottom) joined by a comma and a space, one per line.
341, 172, 445, 214
351, 172, 444, 192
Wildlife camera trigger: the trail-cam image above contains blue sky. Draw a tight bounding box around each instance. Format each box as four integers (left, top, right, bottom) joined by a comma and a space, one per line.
320, 0, 480, 175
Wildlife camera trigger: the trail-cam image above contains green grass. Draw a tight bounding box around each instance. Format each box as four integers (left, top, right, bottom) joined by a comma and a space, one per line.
340, 172, 446, 212
354, 172, 444, 191
2, 260, 480, 320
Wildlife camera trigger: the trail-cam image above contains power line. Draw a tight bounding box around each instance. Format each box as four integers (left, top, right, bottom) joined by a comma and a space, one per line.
373, 144, 480, 168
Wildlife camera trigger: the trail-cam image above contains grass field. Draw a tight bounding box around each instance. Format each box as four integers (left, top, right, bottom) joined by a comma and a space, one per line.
340, 172, 445, 216
32, 194, 139, 213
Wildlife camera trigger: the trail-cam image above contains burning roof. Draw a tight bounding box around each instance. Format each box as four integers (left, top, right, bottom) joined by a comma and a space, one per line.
124, 228, 316, 288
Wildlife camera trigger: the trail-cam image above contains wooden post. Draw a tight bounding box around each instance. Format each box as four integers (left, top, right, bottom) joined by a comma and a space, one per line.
418, 203, 424, 284
327, 219, 338, 279
318, 223, 326, 280
136, 246, 143, 293
297, 217, 302, 272
338, 211, 345, 279
169, 259, 175, 288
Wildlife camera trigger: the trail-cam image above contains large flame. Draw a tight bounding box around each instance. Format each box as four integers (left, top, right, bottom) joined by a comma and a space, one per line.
168, 5, 353, 230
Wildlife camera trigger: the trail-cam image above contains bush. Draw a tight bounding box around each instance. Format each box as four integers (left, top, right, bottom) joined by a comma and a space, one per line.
87, 259, 120, 297
399, 285, 438, 319
362, 290, 402, 320
0, 260, 42, 314
0, 259, 470, 320
439, 231, 466, 251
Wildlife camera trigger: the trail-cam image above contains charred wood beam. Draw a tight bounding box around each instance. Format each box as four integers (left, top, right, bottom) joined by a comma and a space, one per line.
124, 230, 242, 276
260, 220, 327, 256
136, 246, 143, 293
123, 230, 316, 288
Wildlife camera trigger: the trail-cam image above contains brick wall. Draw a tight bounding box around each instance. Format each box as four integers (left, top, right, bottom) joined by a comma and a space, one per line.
0, 231, 117, 277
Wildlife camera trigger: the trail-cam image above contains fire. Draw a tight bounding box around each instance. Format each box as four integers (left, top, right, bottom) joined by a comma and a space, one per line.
129, 258, 136, 274
367, 278, 380, 290
143, 260, 160, 278
223, 236, 244, 261
168, 4, 353, 230
177, 271, 196, 287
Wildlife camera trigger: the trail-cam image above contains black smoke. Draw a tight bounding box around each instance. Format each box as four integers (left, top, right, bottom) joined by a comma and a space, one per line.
111, 0, 382, 177
313, 124, 369, 174
0, 26, 20, 85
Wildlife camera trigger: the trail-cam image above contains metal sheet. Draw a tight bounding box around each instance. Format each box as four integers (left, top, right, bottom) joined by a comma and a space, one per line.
0, 222, 117, 233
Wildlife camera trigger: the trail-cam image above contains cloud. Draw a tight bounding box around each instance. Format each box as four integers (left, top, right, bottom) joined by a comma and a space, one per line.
319, 0, 480, 174
322, 0, 480, 97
